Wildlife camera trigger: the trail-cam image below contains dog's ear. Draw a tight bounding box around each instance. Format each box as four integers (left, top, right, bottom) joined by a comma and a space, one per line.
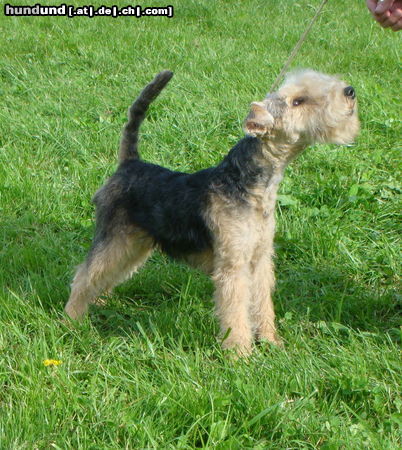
243, 102, 274, 137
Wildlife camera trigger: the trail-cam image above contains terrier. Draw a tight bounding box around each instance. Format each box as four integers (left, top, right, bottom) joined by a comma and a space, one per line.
64, 69, 359, 355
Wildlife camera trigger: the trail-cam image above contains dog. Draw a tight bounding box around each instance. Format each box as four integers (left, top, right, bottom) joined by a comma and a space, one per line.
65, 69, 359, 355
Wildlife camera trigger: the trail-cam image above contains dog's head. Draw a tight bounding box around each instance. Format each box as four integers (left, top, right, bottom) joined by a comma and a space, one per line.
244, 70, 359, 147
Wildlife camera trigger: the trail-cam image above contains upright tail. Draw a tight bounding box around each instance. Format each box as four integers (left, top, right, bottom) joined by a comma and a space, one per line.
119, 70, 174, 163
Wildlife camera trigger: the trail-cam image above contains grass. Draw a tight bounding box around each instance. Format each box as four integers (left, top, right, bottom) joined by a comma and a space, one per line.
0, 0, 401, 447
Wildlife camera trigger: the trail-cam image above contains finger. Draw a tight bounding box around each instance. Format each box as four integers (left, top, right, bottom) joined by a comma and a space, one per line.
379, 8, 402, 26
376, 9, 392, 23
391, 17, 402, 30
389, 8, 402, 31
380, 17, 396, 27
390, 7, 402, 20
373, 16, 392, 28
391, 2, 402, 14
375, 0, 395, 14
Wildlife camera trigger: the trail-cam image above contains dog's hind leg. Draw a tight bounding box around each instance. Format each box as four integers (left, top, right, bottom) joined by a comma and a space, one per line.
64, 228, 154, 320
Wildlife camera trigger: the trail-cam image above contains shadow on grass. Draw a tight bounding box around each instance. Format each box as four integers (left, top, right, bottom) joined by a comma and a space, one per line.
87, 253, 399, 347
0, 215, 399, 346
87, 257, 216, 352
274, 264, 400, 332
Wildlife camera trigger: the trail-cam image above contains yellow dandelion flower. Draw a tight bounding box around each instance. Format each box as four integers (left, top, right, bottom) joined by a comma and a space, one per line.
43, 359, 62, 367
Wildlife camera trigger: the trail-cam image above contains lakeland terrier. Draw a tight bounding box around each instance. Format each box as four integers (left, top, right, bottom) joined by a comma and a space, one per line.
64, 70, 359, 355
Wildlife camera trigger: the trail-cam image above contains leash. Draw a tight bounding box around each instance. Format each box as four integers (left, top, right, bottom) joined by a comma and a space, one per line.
269, 0, 329, 92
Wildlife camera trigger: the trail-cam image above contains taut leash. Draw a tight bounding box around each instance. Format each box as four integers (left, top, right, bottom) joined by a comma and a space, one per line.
270, 0, 329, 92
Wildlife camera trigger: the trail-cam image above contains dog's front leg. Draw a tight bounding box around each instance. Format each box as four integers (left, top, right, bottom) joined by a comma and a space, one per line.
207, 197, 256, 356
213, 257, 253, 356
250, 251, 282, 346
250, 215, 282, 346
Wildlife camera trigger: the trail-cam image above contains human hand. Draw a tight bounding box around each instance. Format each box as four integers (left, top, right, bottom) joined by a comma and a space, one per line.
366, 0, 402, 31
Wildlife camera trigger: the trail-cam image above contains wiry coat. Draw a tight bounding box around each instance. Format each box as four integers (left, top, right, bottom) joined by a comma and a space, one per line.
94, 135, 268, 259
65, 70, 359, 355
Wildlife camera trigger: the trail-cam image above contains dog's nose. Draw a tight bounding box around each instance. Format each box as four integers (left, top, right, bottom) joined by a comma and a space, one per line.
344, 86, 355, 99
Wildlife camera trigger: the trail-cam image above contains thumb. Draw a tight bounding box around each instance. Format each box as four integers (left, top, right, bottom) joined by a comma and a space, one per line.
375, 0, 394, 13
366, 0, 378, 12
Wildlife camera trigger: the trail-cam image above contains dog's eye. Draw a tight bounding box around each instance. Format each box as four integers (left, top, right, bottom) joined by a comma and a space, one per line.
292, 97, 306, 107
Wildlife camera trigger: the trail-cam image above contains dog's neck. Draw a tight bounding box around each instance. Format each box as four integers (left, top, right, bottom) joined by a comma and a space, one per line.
211, 136, 307, 207
245, 138, 308, 215
260, 139, 307, 172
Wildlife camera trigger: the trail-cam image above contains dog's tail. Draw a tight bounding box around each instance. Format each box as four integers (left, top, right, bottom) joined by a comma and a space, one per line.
119, 70, 174, 162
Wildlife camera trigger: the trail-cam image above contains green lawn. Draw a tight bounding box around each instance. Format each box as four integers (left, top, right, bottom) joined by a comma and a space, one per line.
0, 0, 401, 447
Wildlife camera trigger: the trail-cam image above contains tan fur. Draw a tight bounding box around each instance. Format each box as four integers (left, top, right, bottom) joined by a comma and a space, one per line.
206, 195, 259, 355
65, 70, 359, 357
211, 70, 358, 355
206, 188, 281, 355
65, 228, 154, 319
